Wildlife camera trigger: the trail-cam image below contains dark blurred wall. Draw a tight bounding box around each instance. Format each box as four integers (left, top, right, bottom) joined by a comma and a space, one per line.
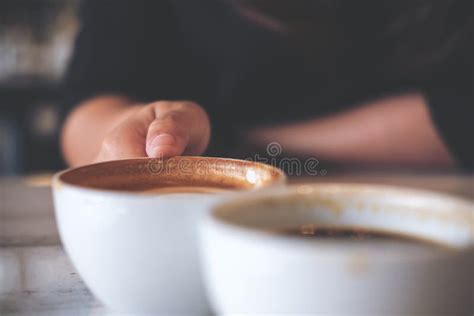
0, 0, 78, 175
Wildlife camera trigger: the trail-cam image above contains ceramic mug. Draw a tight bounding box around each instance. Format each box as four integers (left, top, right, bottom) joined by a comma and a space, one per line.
200, 183, 474, 315
52, 157, 285, 314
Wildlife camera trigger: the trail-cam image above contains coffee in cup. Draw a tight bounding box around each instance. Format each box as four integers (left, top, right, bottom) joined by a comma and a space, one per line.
268, 224, 455, 251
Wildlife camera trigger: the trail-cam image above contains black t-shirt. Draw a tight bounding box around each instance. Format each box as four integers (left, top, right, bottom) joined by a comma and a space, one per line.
63, 0, 473, 167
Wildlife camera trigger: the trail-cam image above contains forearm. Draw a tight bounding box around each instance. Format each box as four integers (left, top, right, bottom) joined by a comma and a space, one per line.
247, 93, 455, 167
61, 95, 140, 167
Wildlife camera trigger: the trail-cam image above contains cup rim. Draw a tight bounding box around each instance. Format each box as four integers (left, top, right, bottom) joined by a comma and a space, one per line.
208, 183, 474, 258
53, 156, 287, 196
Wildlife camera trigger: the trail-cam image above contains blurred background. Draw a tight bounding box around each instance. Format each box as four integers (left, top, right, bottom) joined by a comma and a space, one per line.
0, 1, 471, 175
0, 0, 78, 175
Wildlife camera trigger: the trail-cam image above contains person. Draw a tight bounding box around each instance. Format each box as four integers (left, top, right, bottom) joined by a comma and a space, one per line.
61, 0, 473, 169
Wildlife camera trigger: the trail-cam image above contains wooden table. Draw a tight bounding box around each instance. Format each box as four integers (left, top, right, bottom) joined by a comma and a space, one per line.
1, 171, 472, 315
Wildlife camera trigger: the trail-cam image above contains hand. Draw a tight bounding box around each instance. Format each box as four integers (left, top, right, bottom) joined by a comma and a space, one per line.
95, 101, 210, 162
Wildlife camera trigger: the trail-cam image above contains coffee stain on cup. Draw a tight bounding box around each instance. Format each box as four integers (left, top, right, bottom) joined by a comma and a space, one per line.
313, 197, 344, 217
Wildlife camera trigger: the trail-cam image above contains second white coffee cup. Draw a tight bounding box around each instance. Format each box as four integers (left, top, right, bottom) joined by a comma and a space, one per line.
200, 183, 474, 314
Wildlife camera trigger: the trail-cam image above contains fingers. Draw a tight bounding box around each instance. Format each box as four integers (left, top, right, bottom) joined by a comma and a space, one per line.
146, 101, 210, 158
95, 106, 152, 162
146, 115, 189, 158
95, 125, 147, 162
95, 101, 210, 163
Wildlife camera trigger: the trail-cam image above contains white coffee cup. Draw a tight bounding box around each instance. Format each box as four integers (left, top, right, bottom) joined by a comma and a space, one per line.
200, 183, 474, 315
52, 157, 285, 314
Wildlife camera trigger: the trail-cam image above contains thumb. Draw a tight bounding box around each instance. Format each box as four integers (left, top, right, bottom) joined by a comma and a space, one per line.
146, 102, 210, 158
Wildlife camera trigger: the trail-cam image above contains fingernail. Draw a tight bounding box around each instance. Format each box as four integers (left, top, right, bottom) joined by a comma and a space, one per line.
149, 133, 177, 148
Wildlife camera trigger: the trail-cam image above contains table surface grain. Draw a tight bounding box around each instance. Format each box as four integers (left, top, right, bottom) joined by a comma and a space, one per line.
1, 171, 472, 315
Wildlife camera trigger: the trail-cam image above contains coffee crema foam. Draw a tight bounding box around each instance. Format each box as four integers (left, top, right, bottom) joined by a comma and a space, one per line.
141, 186, 232, 195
